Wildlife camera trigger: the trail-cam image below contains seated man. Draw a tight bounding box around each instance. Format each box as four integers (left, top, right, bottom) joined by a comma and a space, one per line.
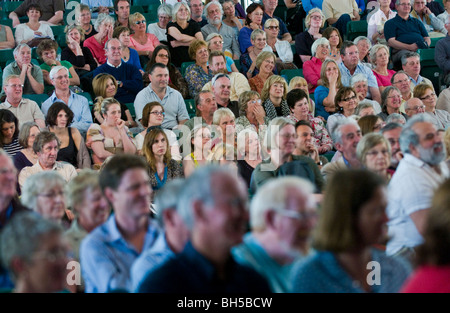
183, 90, 218, 131
434, 15, 450, 85
41, 66, 93, 135
92, 38, 143, 104
404, 97, 426, 118
411, 0, 447, 37
113, 0, 130, 29
82, 0, 114, 18
2, 44, 44, 95
9, 0, 64, 27
391, 70, 414, 113
189, 0, 208, 28
384, 0, 430, 70
0, 75, 45, 129
211, 73, 240, 118
401, 52, 434, 89
322, 0, 360, 39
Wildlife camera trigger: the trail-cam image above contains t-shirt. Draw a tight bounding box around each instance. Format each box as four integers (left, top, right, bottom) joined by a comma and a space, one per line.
166, 21, 201, 68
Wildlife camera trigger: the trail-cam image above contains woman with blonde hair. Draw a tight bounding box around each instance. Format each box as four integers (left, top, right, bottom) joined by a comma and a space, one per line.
129, 12, 160, 67
264, 18, 296, 73
314, 58, 342, 119
260, 75, 290, 120
413, 83, 450, 130
236, 128, 262, 188
248, 51, 276, 95
295, 8, 326, 64
75, 4, 97, 41
206, 33, 239, 73
182, 125, 212, 177
288, 76, 316, 115
371, 44, 396, 93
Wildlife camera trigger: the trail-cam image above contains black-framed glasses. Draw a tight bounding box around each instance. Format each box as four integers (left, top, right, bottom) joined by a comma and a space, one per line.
150, 111, 165, 116
342, 95, 357, 102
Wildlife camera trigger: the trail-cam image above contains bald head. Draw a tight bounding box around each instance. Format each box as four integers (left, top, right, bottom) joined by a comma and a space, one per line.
404, 97, 425, 117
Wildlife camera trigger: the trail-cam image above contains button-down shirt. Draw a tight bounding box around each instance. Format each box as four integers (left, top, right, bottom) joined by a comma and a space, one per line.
339, 61, 378, 98
18, 160, 78, 189
0, 98, 45, 129
425, 109, 450, 130
2, 62, 44, 95
41, 91, 93, 134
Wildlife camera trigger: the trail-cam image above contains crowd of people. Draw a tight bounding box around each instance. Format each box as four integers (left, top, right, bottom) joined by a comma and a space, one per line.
0, 0, 450, 294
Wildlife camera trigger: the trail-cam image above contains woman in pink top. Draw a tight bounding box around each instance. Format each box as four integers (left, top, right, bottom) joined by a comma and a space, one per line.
303, 37, 330, 94
371, 44, 396, 94
129, 13, 160, 67
83, 13, 114, 66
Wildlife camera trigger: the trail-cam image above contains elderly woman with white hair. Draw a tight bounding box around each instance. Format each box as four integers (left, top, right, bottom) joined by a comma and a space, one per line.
370, 44, 396, 93
20, 171, 73, 228
351, 73, 382, 114
236, 128, 262, 188
206, 33, 239, 72
303, 37, 330, 94
294, 8, 326, 64
83, 13, 114, 65
147, 3, 173, 44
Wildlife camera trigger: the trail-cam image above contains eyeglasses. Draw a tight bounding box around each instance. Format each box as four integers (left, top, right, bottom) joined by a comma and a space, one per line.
310, 15, 322, 20
342, 95, 357, 102
38, 191, 65, 198
267, 26, 279, 30
6, 84, 24, 88
398, 3, 411, 6
387, 95, 401, 99
134, 19, 146, 25
407, 105, 426, 111
150, 111, 165, 116
212, 40, 223, 45
159, 15, 170, 20
249, 99, 261, 104
277, 209, 317, 221
420, 93, 436, 101
156, 53, 169, 58
366, 149, 390, 157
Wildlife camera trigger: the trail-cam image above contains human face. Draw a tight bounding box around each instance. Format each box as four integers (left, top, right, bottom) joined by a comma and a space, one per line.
274, 188, 317, 253
36, 185, 66, 222
27, 126, 40, 148
41, 49, 57, 64
222, 1, 235, 17
245, 96, 262, 115
148, 105, 165, 126
413, 0, 427, 13
357, 186, 389, 246
154, 49, 169, 65
105, 103, 121, 124
219, 115, 235, 140
152, 133, 168, 158
364, 143, 390, 173
249, 7, 264, 25
315, 43, 330, 61
402, 56, 421, 79
158, 14, 171, 28
266, 22, 279, 38
291, 98, 310, 119
176, 4, 190, 21
327, 30, 340, 48
252, 34, 266, 50
98, 21, 113, 38
276, 124, 297, 156
338, 91, 358, 116
38, 140, 59, 168
195, 45, 209, 65
207, 3, 222, 25
412, 122, 446, 165
342, 45, 360, 69
198, 173, 248, 249
372, 118, 385, 133
198, 92, 217, 119
359, 107, 375, 117
118, 31, 130, 47
353, 81, 368, 101
295, 124, 315, 154
68, 28, 81, 44
405, 98, 426, 117
1, 122, 15, 142
356, 40, 370, 62
78, 9, 91, 25
56, 110, 69, 128
190, 0, 203, 19
15, 46, 32, 66
4, 78, 23, 104
325, 61, 339, 79
392, 73, 411, 94
386, 89, 402, 112
213, 77, 231, 102
263, 0, 278, 12
106, 40, 122, 64
419, 88, 437, 112
132, 17, 146, 33
209, 36, 224, 52
149, 67, 169, 89
115, 0, 130, 20
337, 124, 361, 157
105, 78, 117, 98
260, 57, 275, 74
244, 132, 260, 156
293, 82, 309, 95
26, 8, 41, 20
382, 127, 402, 165
0, 155, 17, 199
52, 69, 69, 91
396, 0, 413, 16
107, 168, 152, 218
192, 127, 212, 151
210, 56, 227, 74
269, 82, 284, 99
309, 12, 323, 28
374, 47, 389, 67
77, 187, 110, 232
27, 233, 71, 293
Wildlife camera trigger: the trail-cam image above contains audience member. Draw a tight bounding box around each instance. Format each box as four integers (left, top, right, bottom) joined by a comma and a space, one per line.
411, 0, 447, 37
113, 0, 130, 29
0, 110, 21, 158
14, 4, 55, 46
327, 86, 359, 134
13, 122, 40, 173
10, 0, 64, 28
436, 84, 450, 112
322, 0, 360, 39
147, 4, 173, 44
381, 122, 404, 172
238, 3, 265, 54
112, 26, 144, 74
83, 13, 114, 66
413, 83, 450, 129
248, 51, 276, 95
293, 120, 329, 169
261, 75, 290, 120
378, 86, 408, 121
350, 73, 382, 113
358, 114, 385, 135
434, 14, 450, 85
288, 76, 316, 115
264, 18, 296, 72
295, 8, 326, 65
236, 128, 262, 187
75, 4, 97, 41
0, 23, 14, 50
354, 36, 372, 65
314, 59, 342, 119
402, 52, 434, 90
222, 0, 244, 38
303, 38, 330, 94
205, 33, 239, 72
368, 0, 397, 45
235, 91, 269, 143
240, 29, 274, 79
211, 73, 240, 118
185, 40, 213, 99
355, 100, 376, 116
357, 132, 392, 181
184, 91, 218, 131
262, 0, 292, 42
182, 125, 213, 177
322, 26, 343, 63
129, 12, 160, 67
404, 97, 426, 118
386, 112, 407, 124
371, 44, 396, 93
391, 70, 413, 111
189, 0, 208, 28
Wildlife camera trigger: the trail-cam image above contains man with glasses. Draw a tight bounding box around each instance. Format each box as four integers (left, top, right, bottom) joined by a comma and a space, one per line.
189, 0, 208, 27
391, 70, 413, 113
401, 52, 434, 89
114, 0, 130, 29
92, 38, 143, 104
404, 97, 426, 118
338, 41, 381, 104
0, 75, 45, 129
201, 1, 241, 59
435, 14, 450, 86
384, 0, 431, 70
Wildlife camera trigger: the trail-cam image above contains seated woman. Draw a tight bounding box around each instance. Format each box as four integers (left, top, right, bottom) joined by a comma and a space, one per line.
0, 109, 21, 158
92, 73, 138, 129
303, 37, 330, 94
185, 40, 213, 99
367, 0, 397, 45
326, 86, 359, 134
0, 23, 15, 50
206, 33, 239, 73
260, 75, 290, 120
286, 89, 333, 154
13, 122, 40, 173
355, 36, 372, 66
182, 125, 212, 177
147, 3, 173, 44
83, 13, 114, 65
111, 26, 143, 74
143, 45, 189, 98
322, 26, 343, 63
288, 76, 316, 116
129, 12, 161, 68
357, 133, 392, 181
222, 0, 244, 40
264, 18, 296, 73
238, 2, 264, 54
134, 102, 181, 161
61, 24, 98, 78
37, 39, 80, 87
240, 29, 274, 79
248, 51, 276, 95
314, 59, 342, 120
414, 82, 450, 129
86, 97, 137, 169
166, 2, 203, 68
357, 114, 385, 136
206, 143, 238, 174
236, 129, 262, 188
14, 4, 54, 47
142, 127, 184, 191
75, 4, 97, 42
377, 86, 408, 121
370, 44, 396, 93
45, 102, 91, 169
213, 107, 237, 149
351, 73, 383, 113
295, 8, 325, 65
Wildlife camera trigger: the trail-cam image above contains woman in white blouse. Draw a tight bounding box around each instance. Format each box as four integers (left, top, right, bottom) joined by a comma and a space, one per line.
14, 4, 54, 46
264, 18, 296, 73
147, 3, 172, 44
367, 0, 397, 45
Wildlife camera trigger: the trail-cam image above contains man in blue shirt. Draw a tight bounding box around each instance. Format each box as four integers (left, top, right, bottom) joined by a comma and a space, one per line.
41, 66, 93, 136
80, 154, 161, 293
262, 0, 292, 42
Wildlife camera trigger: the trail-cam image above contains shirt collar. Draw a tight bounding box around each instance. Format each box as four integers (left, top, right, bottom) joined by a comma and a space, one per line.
107, 60, 122, 68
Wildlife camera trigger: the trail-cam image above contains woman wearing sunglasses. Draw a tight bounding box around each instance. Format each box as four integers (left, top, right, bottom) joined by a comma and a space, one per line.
129, 12, 160, 68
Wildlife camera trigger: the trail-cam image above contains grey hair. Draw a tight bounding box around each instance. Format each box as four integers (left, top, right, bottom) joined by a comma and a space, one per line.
311, 37, 330, 56
354, 36, 372, 48
213, 107, 235, 125
211, 73, 230, 87
205, 32, 223, 44
94, 13, 114, 32
250, 28, 266, 41
386, 113, 407, 125
355, 100, 374, 115
381, 122, 403, 134
157, 3, 173, 17
250, 176, 314, 231
49, 66, 69, 81
66, 169, 101, 211
400, 113, 435, 154
369, 44, 389, 66
204, 1, 223, 17
401, 51, 420, 66
172, 2, 191, 21
21, 171, 66, 212
331, 117, 360, 146
13, 44, 31, 58
350, 73, 368, 87
0, 211, 62, 281
381, 85, 401, 108
154, 178, 186, 228
264, 117, 295, 151
104, 38, 122, 50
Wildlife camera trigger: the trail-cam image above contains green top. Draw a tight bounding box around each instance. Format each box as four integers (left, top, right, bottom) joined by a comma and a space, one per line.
40, 60, 73, 79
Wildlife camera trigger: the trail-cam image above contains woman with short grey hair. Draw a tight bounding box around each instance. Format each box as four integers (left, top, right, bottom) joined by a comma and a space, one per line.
351, 73, 382, 113
83, 13, 114, 65
303, 37, 330, 93
370, 44, 396, 93
147, 3, 173, 43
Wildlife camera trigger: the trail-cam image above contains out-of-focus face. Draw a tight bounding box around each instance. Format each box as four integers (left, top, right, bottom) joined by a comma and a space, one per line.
4, 77, 23, 104
78, 9, 91, 25
402, 56, 421, 78
418, 88, 437, 112
249, 7, 264, 25
98, 20, 113, 37
382, 126, 402, 165
154, 49, 170, 65
244, 132, 260, 155
364, 142, 391, 173
195, 45, 209, 65
152, 132, 168, 158
105, 78, 117, 98
37, 140, 59, 168
356, 40, 370, 61
104, 103, 121, 124
396, 0, 413, 16
118, 31, 131, 48
263, 0, 278, 13
337, 124, 362, 156
276, 124, 297, 156
68, 28, 81, 44
309, 11, 323, 29
251, 33, 266, 50
342, 45, 360, 69
0, 155, 17, 199
269, 81, 284, 99
35, 185, 66, 222
56, 110, 69, 128
359, 106, 375, 117
115, 0, 130, 20
77, 187, 110, 232
245, 96, 262, 116
192, 127, 212, 151
1, 122, 15, 142
392, 73, 411, 95
190, 0, 203, 19
132, 16, 146, 33
27, 126, 40, 148
148, 105, 165, 126
219, 115, 235, 139
15, 46, 32, 66
411, 121, 445, 165
325, 61, 339, 79
413, 0, 427, 13
405, 98, 426, 117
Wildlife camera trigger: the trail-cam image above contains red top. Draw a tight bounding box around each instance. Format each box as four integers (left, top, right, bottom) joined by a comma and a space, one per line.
401, 265, 450, 293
